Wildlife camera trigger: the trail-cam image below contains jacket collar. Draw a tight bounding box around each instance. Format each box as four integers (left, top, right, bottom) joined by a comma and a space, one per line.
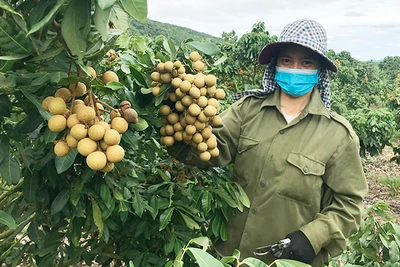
259, 88, 331, 119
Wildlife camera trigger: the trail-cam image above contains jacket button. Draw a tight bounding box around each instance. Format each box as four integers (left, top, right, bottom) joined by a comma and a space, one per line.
251, 208, 258, 214
303, 167, 309, 173
279, 130, 284, 134
260, 181, 266, 187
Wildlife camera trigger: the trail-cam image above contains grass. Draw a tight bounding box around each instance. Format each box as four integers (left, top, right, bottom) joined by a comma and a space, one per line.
378, 176, 400, 197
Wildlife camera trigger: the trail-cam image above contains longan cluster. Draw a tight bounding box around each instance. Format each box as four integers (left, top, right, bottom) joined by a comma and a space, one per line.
151, 51, 226, 161
42, 67, 138, 172
105, 49, 119, 62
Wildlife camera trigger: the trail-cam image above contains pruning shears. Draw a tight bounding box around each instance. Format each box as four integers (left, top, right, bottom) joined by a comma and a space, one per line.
253, 238, 291, 257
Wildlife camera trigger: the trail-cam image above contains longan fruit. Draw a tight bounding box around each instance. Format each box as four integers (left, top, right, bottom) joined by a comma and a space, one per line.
173, 131, 183, 142
48, 115, 67, 132
181, 95, 193, 107
79, 66, 97, 81
185, 125, 197, 135
76, 106, 96, 123
183, 74, 195, 84
212, 115, 222, 126
193, 60, 205, 72
198, 111, 208, 123
160, 73, 171, 83
151, 71, 161, 81
194, 76, 205, 88
101, 162, 114, 172
54, 141, 70, 157
194, 120, 206, 131
152, 86, 160, 96
100, 140, 109, 151
205, 75, 217, 87
199, 151, 211, 161
185, 114, 197, 125
123, 108, 138, 124
197, 142, 208, 152
173, 122, 184, 132
55, 87, 72, 102
177, 66, 186, 74
189, 51, 201, 62
159, 105, 171, 116
111, 117, 129, 134
156, 62, 165, 73
168, 92, 178, 102
66, 134, 79, 148
165, 124, 175, 136
103, 129, 121, 146
192, 133, 203, 144
86, 151, 107, 170
171, 77, 182, 88
175, 101, 185, 112
69, 82, 87, 97
207, 86, 217, 97
201, 127, 212, 139
41, 96, 54, 111
180, 80, 191, 93
175, 88, 186, 99
48, 97, 67, 115
88, 124, 106, 141
97, 121, 110, 131
208, 98, 219, 109
173, 61, 182, 68
103, 70, 119, 84
197, 96, 208, 108
77, 137, 97, 156
203, 105, 217, 117
188, 103, 201, 117
189, 87, 201, 99
215, 89, 226, 100
70, 124, 88, 140
167, 113, 179, 125
106, 145, 125, 163
162, 136, 175, 147
209, 147, 220, 157
206, 135, 217, 149
67, 114, 81, 129
164, 61, 174, 72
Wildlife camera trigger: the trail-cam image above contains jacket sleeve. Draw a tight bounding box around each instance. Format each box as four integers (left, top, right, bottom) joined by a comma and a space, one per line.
167, 98, 245, 167
299, 134, 368, 257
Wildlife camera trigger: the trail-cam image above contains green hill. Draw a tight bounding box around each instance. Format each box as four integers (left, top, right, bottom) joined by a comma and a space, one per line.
129, 19, 221, 44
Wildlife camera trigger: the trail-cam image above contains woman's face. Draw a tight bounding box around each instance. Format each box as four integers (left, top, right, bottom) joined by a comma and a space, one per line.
276, 43, 321, 70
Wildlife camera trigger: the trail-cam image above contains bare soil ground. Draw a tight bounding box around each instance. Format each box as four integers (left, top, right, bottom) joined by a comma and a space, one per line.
363, 146, 400, 221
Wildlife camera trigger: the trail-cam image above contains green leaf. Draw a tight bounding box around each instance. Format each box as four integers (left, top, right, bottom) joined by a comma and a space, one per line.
0, 54, 30, 60
186, 41, 221, 56
51, 189, 70, 215
97, 0, 117, 10
100, 183, 112, 207
104, 81, 125, 90
36, 252, 58, 267
92, 199, 104, 237
179, 211, 200, 230
163, 38, 177, 58
20, 89, 51, 120
110, 5, 130, 32
130, 67, 147, 87
213, 55, 227, 66
28, 47, 64, 62
0, 210, 17, 230
28, 219, 44, 245
0, 1, 24, 21
16, 110, 43, 134
0, 134, 8, 163
0, 17, 34, 54
0, 73, 11, 91
122, 131, 138, 149
118, 0, 148, 22
22, 171, 39, 203
132, 117, 148, 131
61, 0, 91, 61
157, 169, 171, 182
201, 191, 212, 214
132, 187, 144, 217
27, 0, 65, 35
70, 178, 83, 206
234, 182, 250, 208
270, 259, 312, 267
0, 153, 20, 185
187, 248, 224, 267
189, 237, 210, 250
94, 2, 111, 41
159, 207, 174, 231
54, 148, 78, 174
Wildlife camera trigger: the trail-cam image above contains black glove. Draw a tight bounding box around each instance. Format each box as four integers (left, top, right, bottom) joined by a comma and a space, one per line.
279, 230, 315, 264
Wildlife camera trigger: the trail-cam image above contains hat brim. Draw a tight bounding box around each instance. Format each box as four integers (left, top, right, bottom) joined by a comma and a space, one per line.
258, 42, 338, 72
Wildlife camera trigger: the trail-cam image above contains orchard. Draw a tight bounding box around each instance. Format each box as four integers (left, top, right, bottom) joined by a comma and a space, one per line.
0, 1, 399, 267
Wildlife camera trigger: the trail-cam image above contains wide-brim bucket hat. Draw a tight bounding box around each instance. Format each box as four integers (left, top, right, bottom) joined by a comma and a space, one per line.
258, 18, 337, 72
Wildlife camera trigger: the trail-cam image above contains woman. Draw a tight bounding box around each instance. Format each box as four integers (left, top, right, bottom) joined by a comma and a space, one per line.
169, 18, 368, 267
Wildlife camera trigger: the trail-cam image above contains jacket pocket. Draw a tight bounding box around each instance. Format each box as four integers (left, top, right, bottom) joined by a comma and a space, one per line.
237, 135, 259, 154
276, 152, 325, 207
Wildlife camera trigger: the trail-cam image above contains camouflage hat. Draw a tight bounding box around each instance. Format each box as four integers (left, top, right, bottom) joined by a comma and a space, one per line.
258, 18, 337, 72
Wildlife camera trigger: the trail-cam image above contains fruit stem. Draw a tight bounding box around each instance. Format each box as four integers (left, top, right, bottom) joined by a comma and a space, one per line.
87, 85, 101, 119
96, 99, 119, 113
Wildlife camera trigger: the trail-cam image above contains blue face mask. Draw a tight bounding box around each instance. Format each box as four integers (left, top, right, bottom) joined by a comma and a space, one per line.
274, 66, 320, 97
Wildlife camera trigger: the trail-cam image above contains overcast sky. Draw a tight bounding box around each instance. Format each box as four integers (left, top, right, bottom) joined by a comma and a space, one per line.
147, 0, 400, 61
